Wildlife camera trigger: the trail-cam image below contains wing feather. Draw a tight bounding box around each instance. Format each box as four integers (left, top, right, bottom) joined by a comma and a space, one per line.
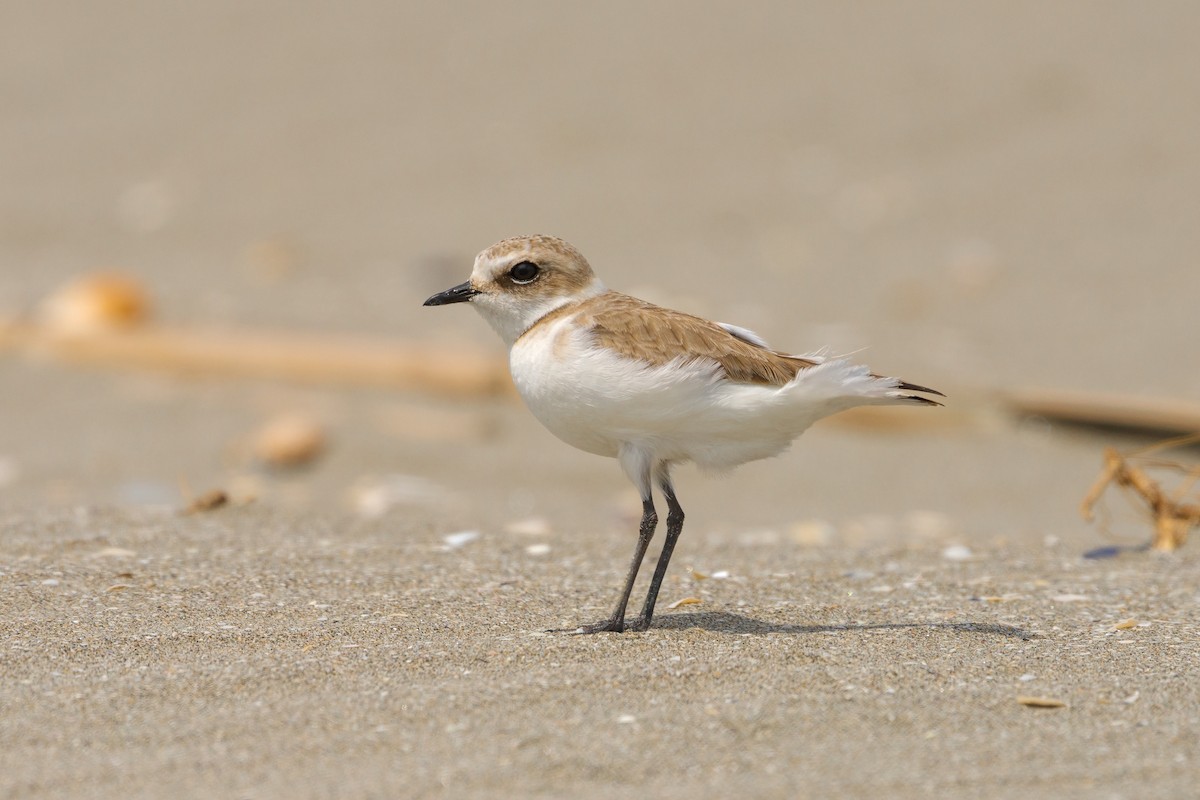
580, 293, 818, 386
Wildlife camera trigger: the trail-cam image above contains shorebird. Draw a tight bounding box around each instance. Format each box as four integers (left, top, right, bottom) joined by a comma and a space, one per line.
424, 235, 942, 633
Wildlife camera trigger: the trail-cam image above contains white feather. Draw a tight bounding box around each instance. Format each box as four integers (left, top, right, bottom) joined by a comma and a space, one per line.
509, 317, 915, 485
715, 322, 771, 349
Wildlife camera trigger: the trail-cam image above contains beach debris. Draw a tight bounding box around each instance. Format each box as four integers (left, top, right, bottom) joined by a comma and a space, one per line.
38, 272, 151, 334
524, 543, 551, 556
710, 570, 731, 580
1016, 695, 1067, 709
225, 473, 265, 503
349, 474, 452, 517
1111, 619, 1138, 631
252, 413, 326, 467
105, 583, 132, 593
504, 517, 551, 537
941, 544, 973, 562
442, 531, 480, 549
616, 714, 637, 725
2, 278, 512, 398
91, 546, 136, 561
1080, 434, 1200, 551
788, 519, 835, 546
972, 594, 1023, 603
667, 597, 702, 610
1050, 594, 1089, 603
1008, 388, 1200, 438
182, 488, 229, 515
689, 567, 709, 580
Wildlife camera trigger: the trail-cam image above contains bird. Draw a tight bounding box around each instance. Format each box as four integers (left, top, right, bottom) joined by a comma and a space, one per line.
424, 235, 942, 633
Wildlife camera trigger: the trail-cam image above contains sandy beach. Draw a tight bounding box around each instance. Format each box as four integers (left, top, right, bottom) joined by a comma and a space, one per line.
2, 3, 1199, 798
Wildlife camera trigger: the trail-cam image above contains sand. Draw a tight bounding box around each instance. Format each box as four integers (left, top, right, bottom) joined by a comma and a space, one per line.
2, 3, 1199, 798
4, 501, 1197, 798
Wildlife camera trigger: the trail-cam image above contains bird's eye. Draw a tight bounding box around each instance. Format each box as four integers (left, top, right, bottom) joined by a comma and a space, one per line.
509, 261, 540, 284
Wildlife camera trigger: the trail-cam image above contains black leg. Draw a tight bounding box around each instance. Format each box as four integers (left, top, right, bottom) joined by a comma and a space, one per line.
629, 483, 685, 631
560, 497, 658, 634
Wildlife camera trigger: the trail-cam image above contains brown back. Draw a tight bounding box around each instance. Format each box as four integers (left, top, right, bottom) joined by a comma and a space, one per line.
573, 293, 818, 386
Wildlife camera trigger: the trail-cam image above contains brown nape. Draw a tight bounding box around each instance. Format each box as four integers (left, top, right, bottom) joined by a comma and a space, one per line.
578, 293, 820, 386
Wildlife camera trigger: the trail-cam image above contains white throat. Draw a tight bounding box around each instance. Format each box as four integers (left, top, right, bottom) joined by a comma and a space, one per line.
471, 281, 606, 348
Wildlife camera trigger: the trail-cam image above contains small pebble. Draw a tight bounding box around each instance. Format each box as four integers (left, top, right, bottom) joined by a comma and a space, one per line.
252, 414, 326, 467
941, 545, 973, 562
442, 531, 480, 549
39, 272, 151, 333
504, 517, 551, 537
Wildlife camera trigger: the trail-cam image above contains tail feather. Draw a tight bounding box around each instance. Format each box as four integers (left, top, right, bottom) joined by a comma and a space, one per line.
893, 393, 944, 407
785, 360, 945, 411
869, 373, 945, 406
894, 380, 945, 397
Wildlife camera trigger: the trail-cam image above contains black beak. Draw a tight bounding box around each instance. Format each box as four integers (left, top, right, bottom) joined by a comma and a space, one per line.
423, 281, 479, 307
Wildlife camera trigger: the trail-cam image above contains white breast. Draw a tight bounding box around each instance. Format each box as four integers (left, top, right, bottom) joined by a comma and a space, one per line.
507, 314, 873, 471
508, 316, 636, 458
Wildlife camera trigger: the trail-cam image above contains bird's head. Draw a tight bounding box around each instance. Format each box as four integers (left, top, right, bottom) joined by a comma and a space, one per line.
423, 234, 606, 346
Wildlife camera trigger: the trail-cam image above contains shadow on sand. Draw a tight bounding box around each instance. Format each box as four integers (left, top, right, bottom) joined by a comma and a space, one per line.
654, 611, 1036, 639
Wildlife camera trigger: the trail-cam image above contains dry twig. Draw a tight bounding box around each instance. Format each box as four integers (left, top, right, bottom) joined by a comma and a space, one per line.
1080, 434, 1200, 551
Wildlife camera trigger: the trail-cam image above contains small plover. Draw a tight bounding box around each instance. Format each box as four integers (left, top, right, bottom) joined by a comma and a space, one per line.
425, 235, 942, 633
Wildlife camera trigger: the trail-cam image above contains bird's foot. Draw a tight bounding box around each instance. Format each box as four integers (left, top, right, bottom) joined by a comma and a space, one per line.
551, 615, 650, 634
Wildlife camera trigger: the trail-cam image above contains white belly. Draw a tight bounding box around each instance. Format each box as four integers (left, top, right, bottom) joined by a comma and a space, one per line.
507, 317, 861, 470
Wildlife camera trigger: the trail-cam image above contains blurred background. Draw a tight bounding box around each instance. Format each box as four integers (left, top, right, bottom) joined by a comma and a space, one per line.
2, 2, 1197, 547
